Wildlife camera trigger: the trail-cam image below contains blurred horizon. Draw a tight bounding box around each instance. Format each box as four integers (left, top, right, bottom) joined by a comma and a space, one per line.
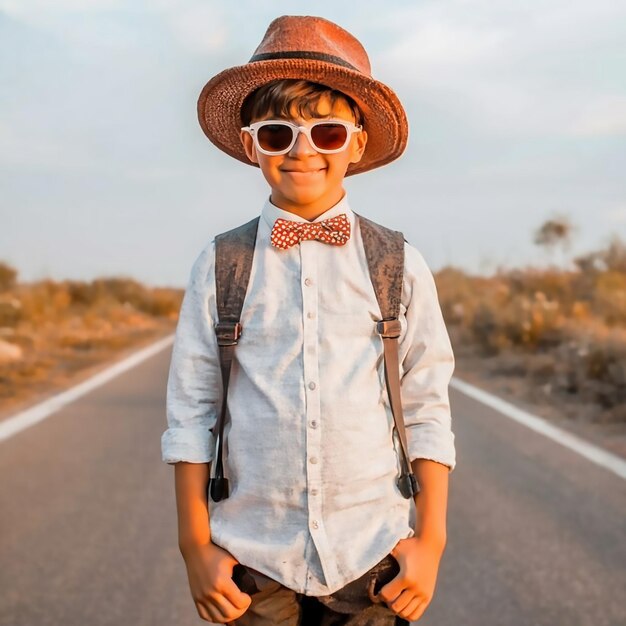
1, 0, 625, 288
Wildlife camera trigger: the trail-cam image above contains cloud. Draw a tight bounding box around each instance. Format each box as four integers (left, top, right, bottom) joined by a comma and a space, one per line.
569, 96, 626, 137
0, 2, 147, 55
0, 122, 76, 170
378, 14, 509, 76
371, 0, 626, 138
168, 2, 228, 54
605, 206, 626, 223
0, 0, 124, 14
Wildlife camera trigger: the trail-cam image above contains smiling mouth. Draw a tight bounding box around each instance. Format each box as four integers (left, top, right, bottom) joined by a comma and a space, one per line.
281, 167, 326, 173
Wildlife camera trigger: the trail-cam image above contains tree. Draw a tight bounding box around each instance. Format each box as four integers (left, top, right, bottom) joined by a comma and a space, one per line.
533, 214, 576, 268
0, 261, 18, 292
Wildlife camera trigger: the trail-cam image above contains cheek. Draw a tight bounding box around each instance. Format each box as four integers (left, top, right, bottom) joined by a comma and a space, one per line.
326, 154, 352, 176
257, 157, 283, 181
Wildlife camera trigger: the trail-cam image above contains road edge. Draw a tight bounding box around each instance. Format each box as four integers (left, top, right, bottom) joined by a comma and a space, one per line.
0, 334, 174, 443
450, 377, 626, 480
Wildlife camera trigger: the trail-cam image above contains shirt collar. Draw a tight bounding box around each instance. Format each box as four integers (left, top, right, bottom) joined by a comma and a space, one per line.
260, 193, 356, 235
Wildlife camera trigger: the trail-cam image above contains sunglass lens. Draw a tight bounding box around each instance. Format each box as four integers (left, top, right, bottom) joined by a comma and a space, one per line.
256, 123, 293, 152
311, 123, 348, 151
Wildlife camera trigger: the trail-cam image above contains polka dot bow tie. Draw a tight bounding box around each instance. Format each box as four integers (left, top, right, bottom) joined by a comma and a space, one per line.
270, 214, 351, 250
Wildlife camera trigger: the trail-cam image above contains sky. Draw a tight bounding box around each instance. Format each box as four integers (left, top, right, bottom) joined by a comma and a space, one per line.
1, 0, 625, 288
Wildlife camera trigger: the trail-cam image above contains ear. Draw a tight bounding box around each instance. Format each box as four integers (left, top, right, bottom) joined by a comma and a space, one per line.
349, 128, 368, 164
240, 129, 259, 164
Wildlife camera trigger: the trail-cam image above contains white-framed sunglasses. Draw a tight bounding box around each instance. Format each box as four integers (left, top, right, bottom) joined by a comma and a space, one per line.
241, 119, 363, 155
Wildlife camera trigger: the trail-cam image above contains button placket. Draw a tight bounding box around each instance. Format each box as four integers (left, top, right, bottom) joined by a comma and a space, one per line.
300, 241, 323, 535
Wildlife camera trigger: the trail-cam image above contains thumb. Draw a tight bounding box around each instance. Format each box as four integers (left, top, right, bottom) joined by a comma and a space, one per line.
377, 543, 408, 604
222, 574, 253, 610
377, 568, 406, 606
389, 537, 412, 569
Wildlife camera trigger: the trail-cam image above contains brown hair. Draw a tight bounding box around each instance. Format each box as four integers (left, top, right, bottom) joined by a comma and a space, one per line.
240, 79, 363, 127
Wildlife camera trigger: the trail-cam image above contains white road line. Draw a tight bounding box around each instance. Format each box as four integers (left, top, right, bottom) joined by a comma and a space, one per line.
450, 377, 626, 480
2, 337, 624, 482
0, 334, 175, 443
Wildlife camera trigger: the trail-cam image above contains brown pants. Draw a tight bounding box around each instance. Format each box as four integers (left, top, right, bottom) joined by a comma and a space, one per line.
232, 555, 409, 626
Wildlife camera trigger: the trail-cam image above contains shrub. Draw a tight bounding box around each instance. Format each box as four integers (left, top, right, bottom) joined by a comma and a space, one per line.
0, 262, 18, 292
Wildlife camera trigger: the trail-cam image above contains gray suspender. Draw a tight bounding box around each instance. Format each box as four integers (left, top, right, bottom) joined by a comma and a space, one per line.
210, 216, 259, 503
209, 213, 419, 502
358, 214, 419, 500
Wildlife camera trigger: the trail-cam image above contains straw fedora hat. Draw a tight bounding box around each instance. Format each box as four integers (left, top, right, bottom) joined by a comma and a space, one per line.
197, 15, 409, 176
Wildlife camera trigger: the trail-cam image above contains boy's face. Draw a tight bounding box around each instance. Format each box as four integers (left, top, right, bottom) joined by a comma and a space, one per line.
240, 94, 368, 220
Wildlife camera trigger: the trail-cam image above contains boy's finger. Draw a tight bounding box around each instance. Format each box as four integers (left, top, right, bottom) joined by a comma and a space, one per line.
377, 575, 406, 605
206, 590, 247, 622
389, 589, 415, 613
220, 576, 253, 610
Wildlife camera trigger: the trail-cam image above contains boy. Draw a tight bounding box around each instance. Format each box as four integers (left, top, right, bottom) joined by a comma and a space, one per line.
161, 15, 456, 625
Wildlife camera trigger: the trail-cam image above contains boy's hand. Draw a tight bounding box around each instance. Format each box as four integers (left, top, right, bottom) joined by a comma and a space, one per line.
181, 541, 252, 623
377, 535, 445, 622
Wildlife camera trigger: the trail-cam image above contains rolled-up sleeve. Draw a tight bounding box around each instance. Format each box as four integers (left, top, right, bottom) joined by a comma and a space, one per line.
398, 242, 456, 473
161, 239, 221, 464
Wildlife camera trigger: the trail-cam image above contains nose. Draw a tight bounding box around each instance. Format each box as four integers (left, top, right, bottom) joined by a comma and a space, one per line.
288, 128, 317, 156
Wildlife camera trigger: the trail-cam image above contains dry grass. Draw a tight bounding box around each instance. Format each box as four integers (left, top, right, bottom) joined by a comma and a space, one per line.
435, 236, 626, 424
0, 267, 183, 416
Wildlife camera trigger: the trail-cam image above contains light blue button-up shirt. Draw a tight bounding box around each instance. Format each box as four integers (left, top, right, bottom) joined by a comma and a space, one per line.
161, 193, 456, 595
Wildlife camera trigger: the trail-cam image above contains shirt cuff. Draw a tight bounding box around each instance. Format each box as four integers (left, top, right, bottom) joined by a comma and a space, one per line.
161, 427, 216, 464
406, 425, 456, 473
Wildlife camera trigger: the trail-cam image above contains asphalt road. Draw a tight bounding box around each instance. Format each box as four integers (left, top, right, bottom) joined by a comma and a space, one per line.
1, 344, 625, 626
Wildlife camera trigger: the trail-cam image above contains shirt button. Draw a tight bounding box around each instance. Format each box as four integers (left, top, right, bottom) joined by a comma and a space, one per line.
307, 311, 315, 319
311, 520, 319, 529
308, 381, 316, 390
310, 488, 319, 496
310, 420, 318, 429
310, 457, 318, 464
304, 278, 312, 286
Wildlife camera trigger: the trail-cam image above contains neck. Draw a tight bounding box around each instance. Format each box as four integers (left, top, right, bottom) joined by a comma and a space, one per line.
270, 188, 346, 221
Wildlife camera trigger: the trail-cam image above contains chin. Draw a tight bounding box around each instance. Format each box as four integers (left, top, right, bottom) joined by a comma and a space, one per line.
293, 190, 323, 203
282, 187, 325, 205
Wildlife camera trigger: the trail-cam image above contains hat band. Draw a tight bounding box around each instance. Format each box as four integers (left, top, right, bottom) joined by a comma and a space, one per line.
249, 50, 360, 73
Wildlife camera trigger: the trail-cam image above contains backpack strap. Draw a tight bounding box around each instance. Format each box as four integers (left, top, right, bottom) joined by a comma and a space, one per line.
209, 212, 419, 503
209, 216, 260, 502
356, 213, 420, 499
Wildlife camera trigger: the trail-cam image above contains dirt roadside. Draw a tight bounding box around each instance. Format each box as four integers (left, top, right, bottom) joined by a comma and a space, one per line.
453, 348, 626, 460
0, 325, 174, 423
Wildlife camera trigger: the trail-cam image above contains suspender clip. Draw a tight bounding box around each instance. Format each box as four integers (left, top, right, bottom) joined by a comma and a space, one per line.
397, 472, 420, 499
215, 322, 242, 346
209, 477, 229, 502
376, 318, 401, 339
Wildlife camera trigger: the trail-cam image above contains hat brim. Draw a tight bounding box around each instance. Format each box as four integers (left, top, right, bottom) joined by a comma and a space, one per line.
197, 59, 408, 176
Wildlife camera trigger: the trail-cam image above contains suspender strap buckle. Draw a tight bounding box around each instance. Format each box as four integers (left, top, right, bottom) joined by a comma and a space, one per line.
376, 318, 401, 339
397, 472, 420, 498
209, 476, 230, 502
215, 322, 242, 346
